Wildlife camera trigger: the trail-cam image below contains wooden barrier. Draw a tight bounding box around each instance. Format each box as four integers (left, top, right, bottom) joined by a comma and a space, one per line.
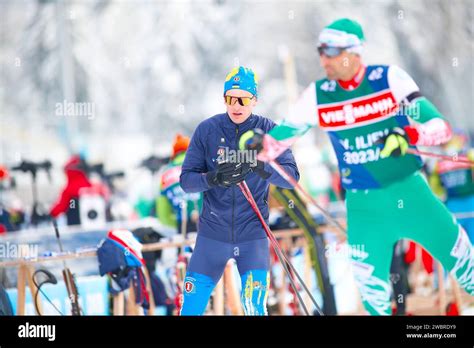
2, 227, 333, 316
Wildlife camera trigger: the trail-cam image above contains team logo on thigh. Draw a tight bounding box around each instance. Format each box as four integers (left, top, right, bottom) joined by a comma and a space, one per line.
184, 277, 196, 293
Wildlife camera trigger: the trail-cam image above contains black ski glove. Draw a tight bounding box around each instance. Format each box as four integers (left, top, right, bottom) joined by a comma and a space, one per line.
206, 161, 251, 188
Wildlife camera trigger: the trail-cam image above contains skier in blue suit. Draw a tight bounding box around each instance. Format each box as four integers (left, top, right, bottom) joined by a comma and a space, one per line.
179, 66, 299, 315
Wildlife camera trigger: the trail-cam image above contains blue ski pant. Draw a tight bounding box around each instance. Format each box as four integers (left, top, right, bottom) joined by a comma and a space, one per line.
180, 235, 270, 315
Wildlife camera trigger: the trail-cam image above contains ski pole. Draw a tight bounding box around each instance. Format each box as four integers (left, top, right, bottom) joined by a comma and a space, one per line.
241, 181, 325, 315
238, 181, 324, 315
52, 219, 82, 316
406, 148, 474, 165
179, 201, 188, 255
270, 152, 472, 236
238, 181, 310, 315
176, 202, 188, 314
242, 129, 346, 236
268, 160, 347, 236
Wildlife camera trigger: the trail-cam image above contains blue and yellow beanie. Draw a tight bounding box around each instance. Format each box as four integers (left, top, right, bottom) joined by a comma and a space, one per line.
224, 66, 258, 97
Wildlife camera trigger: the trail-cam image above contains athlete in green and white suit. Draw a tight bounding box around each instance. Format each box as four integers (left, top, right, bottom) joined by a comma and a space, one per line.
259, 18, 473, 315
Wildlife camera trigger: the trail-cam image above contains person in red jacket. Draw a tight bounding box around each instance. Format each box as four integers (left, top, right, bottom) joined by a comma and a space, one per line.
50, 155, 108, 225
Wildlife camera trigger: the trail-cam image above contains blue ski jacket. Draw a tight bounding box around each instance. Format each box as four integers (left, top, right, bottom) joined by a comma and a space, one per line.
180, 113, 299, 243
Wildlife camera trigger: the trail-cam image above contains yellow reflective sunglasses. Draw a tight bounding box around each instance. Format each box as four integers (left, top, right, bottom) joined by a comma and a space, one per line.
224, 95, 254, 106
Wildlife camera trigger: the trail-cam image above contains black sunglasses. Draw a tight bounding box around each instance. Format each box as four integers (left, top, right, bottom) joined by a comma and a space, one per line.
317, 45, 353, 58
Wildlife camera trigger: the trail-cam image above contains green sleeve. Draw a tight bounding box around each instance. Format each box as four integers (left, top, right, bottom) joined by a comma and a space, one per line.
407, 97, 445, 124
